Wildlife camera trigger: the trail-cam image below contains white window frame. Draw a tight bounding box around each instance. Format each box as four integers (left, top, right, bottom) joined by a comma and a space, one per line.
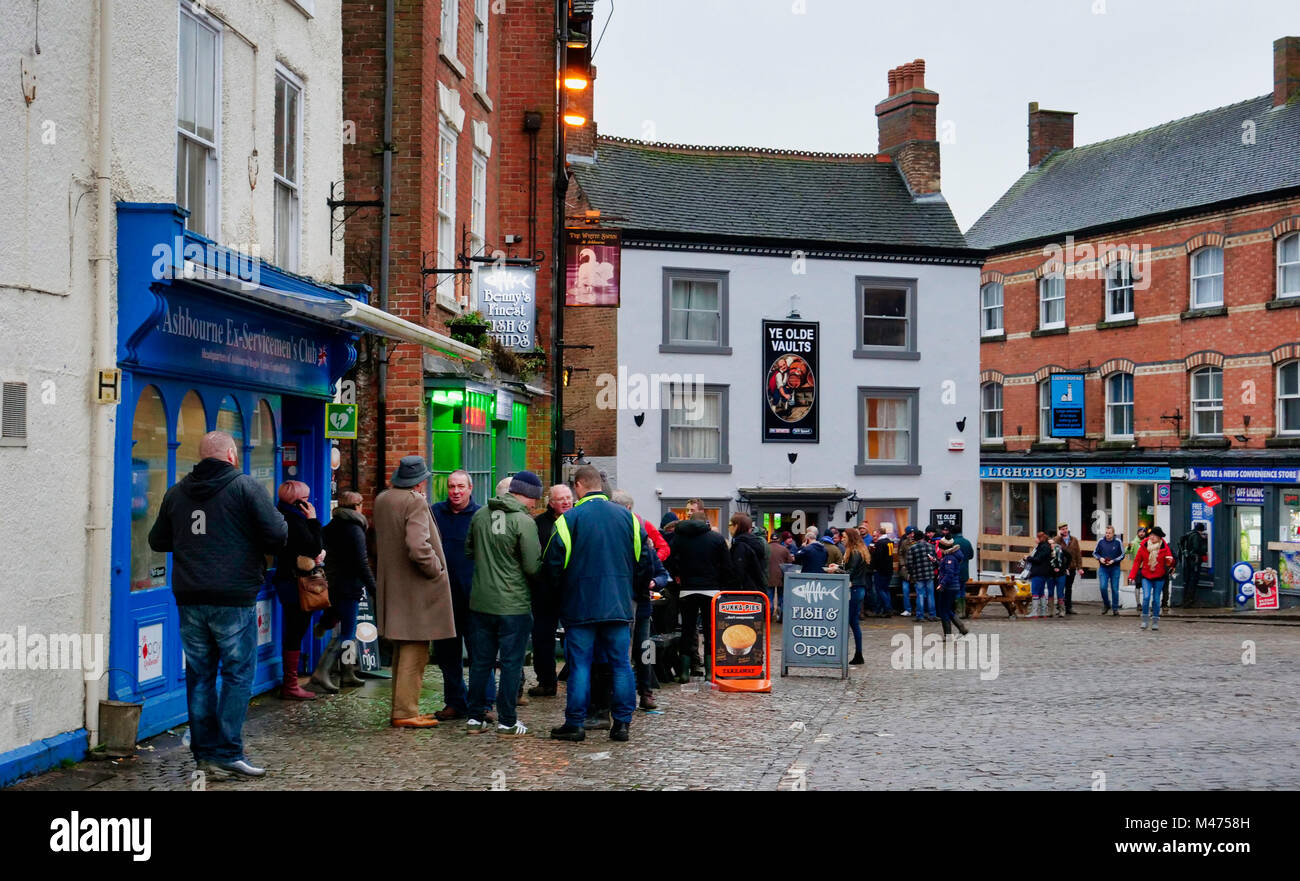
981, 382, 1003, 442
441, 0, 459, 62
659, 383, 730, 473
437, 122, 458, 304
856, 388, 920, 475
177, 5, 221, 238
1190, 246, 1224, 309
273, 66, 303, 272
1105, 261, 1135, 321
1106, 372, 1134, 440
1278, 361, 1300, 436
1190, 366, 1224, 437
473, 0, 488, 92
1038, 274, 1065, 330
1038, 379, 1063, 443
980, 282, 1004, 336
1278, 233, 1300, 299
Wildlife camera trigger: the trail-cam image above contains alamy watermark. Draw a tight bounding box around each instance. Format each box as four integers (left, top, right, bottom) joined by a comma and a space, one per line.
1041, 236, 1153, 290
0, 628, 105, 681
150, 237, 262, 289
889, 626, 999, 681
594, 367, 706, 421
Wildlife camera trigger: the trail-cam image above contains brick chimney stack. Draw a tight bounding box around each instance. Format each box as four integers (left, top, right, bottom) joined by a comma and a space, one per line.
1275, 36, 1300, 108
874, 58, 941, 195
1027, 102, 1076, 168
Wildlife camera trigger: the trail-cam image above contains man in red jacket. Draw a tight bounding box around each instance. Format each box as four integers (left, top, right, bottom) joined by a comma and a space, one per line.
1128, 526, 1176, 631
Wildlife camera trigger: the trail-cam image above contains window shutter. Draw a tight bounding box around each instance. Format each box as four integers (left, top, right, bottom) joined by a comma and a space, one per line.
2, 382, 28, 439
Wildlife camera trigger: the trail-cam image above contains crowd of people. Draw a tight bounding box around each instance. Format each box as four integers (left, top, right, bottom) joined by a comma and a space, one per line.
149, 429, 1200, 779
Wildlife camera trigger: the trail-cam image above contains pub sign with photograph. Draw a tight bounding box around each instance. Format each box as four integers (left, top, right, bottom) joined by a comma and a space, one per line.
762, 319, 819, 443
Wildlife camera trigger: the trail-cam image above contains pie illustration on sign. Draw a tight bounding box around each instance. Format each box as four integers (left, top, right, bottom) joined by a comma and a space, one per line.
722, 624, 757, 656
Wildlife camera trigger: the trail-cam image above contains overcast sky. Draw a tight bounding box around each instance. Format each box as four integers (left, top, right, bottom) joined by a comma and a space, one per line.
589, 0, 1298, 232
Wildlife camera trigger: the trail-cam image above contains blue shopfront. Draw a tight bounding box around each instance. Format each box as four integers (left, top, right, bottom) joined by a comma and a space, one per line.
111, 203, 362, 738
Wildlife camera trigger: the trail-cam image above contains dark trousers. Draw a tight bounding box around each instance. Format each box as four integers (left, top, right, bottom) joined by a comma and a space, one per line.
678, 593, 713, 667
1064, 569, 1077, 612
632, 615, 653, 694
434, 593, 495, 714
936, 582, 959, 635
872, 572, 892, 616
531, 595, 560, 688
1182, 561, 1202, 607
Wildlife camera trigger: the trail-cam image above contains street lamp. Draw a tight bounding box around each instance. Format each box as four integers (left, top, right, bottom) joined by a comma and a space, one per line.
844, 491, 862, 524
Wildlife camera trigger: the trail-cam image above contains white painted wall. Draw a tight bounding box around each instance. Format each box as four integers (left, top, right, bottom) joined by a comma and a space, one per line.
0, 0, 341, 759
615, 247, 980, 539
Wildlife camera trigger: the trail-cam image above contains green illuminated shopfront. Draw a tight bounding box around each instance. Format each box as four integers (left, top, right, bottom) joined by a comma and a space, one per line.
426, 380, 537, 506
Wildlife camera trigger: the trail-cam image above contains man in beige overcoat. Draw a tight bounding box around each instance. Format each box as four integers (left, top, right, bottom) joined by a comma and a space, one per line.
373, 455, 456, 727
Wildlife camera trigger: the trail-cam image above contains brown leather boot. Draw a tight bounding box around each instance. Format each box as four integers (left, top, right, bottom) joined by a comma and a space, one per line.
280, 651, 316, 700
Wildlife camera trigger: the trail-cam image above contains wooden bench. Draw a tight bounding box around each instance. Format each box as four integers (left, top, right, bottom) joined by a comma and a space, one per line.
965, 579, 1029, 619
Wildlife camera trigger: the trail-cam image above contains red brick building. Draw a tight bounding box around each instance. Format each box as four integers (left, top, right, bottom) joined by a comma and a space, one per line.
968, 37, 1300, 607
338, 0, 581, 505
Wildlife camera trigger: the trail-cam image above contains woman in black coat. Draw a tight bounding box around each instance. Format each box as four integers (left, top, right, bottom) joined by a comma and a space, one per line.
1024, 531, 1053, 619
272, 480, 323, 700
319, 489, 377, 689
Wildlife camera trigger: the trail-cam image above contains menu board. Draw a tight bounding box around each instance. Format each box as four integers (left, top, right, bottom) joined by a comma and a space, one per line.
711, 592, 770, 685
781, 572, 850, 678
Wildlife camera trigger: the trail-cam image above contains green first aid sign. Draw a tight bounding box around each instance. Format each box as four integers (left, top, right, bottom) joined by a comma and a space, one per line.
325, 402, 358, 439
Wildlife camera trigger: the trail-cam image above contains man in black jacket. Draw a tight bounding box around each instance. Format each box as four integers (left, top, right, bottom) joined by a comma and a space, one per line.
1177, 523, 1208, 607
529, 483, 574, 696
149, 431, 286, 780
666, 512, 733, 680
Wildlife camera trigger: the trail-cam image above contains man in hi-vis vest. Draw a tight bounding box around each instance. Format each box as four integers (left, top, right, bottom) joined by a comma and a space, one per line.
544, 465, 653, 743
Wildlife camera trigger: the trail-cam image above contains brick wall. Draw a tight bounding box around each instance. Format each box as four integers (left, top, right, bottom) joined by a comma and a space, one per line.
979, 196, 1300, 451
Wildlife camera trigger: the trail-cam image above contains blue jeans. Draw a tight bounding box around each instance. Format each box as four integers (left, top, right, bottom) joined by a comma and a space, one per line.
913, 579, 935, 618
873, 572, 892, 615
849, 586, 866, 654
178, 604, 258, 763
1046, 575, 1062, 599
632, 614, 653, 694
467, 611, 532, 727
1141, 577, 1163, 621
901, 580, 913, 614
1098, 566, 1121, 609
334, 600, 359, 643
435, 594, 494, 713
564, 621, 636, 726
1030, 575, 1047, 597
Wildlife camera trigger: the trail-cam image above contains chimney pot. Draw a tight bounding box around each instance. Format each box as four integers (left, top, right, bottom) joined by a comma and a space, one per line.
888, 68, 898, 96
902, 63, 914, 92
914, 58, 925, 89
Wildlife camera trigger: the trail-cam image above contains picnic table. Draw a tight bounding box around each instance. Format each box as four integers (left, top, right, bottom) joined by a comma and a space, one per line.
964, 578, 1030, 619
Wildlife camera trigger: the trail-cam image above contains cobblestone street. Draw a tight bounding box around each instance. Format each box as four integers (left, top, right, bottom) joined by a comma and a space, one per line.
16, 609, 1300, 792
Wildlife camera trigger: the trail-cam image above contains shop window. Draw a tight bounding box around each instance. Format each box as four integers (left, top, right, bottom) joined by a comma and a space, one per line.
1279, 233, 1300, 299
980, 282, 1003, 336
217, 396, 244, 449
1083, 482, 1113, 540
1106, 261, 1135, 320
274, 68, 302, 271
857, 388, 919, 475
1039, 274, 1065, 329
981, 382, 1003, 442
507, 401, 528, 475
177, 6, 220, 237
857, 278, 917, 356
860, 504, 913, 539
176, 390, 207, 483
664, 499, 726, 531
1035, 483, 1058, 535
981, 483, 1004, 536
1234, 505, 1262, 568
249, 399, 277, 500
131, 386, 168, 591
1191, 366, 1223, 436
1277, 361, 1300, 435
1279, 491, 1300, 543
1008, 482, 1030, 537
663, 269, 729, 353
1106, 372, 1134, 439
1190, 246, 1224, 309
464, 390, 493, 506
429, 390, 466, 500
1130, 483, 1155, 533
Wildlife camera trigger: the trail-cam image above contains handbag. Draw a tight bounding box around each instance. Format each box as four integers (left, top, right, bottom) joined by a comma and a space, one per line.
295, 554, 330, 612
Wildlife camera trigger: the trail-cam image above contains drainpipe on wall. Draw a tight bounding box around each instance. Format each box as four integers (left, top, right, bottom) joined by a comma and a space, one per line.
551, 0, 567, 486
376, 0, 395, 490
86, 0, 115, 747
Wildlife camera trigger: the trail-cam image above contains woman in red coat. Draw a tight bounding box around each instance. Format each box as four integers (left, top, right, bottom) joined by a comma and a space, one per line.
1128, 526, 1175, 631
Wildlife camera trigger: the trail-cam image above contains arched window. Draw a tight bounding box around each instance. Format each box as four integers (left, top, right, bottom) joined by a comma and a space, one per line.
1038, 274, 1065, 329
1106, 373, 1134, 439
249, 399, 277, 499
130, 386, 168, 591
981, 382, 1003, 442
217, 395, 244, 451
1190, 246, 1224, 309
175, 390, 207, 482
1106, 261, 1134, 320
1279, 233, 1300, 299
1278, 361, 1300, 436
980, 282, 1004, 336
1190, 367, 1223, 437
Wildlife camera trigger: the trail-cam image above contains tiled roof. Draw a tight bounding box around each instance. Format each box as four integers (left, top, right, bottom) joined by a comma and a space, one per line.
966, 95, 1300, 251
572, 137, 970, 252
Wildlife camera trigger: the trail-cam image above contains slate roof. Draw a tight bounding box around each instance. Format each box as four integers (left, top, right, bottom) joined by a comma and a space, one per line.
966, 94, 1300, 251
573, 137, 971, 253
